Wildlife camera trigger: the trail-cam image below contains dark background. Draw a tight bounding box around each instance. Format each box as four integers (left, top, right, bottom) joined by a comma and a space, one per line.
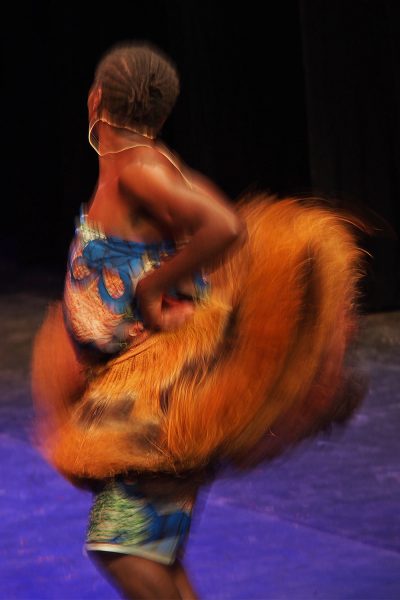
1, 0, 399, 311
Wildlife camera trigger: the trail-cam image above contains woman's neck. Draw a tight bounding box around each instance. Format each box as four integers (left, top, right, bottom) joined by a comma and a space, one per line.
90, 118, 157, 156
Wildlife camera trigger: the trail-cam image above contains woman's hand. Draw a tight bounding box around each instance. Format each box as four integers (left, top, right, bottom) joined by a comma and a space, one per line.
135, 277, 163, 330
161, 296, 195, 331
136, 277, 194, 332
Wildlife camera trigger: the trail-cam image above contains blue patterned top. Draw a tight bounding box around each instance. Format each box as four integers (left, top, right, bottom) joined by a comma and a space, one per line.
63, 206, 208, 353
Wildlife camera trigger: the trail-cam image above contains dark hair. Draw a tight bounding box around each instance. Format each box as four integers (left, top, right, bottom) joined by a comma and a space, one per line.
93, 41, 180, 134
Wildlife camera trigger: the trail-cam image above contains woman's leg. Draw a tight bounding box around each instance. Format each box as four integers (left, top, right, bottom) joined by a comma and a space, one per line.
171, 559, 199, 600
89, 551, 182, 600
86, 478, 202, 598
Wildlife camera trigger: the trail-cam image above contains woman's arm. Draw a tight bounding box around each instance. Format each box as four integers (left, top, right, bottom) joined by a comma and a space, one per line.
119, 149, 246, 330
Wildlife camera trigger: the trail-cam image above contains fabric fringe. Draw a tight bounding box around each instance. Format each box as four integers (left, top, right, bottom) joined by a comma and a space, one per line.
31, 194, 368, 484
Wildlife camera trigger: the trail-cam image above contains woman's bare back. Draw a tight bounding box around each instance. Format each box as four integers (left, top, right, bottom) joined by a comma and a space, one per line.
87, 144, 191, 245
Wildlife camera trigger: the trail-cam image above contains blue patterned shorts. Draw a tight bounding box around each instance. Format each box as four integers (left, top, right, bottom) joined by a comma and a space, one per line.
85, 478, 194, 565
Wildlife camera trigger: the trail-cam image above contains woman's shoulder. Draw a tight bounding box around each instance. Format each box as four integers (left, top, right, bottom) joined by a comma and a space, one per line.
122, 140, 183, 167
120, 142, 192, 188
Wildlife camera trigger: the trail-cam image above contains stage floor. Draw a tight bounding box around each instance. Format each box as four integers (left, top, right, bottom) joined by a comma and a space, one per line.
1, 286, 399, 600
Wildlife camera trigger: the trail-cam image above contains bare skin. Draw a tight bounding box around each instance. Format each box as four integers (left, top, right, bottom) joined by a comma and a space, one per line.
89, 552, 199, 600
87, 138, 245, 331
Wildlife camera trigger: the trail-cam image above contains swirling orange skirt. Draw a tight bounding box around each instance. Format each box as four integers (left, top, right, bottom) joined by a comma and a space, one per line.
31, 195, 368, 485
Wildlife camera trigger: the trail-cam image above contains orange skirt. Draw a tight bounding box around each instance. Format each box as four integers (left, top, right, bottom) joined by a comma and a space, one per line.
31, 194, 368, 485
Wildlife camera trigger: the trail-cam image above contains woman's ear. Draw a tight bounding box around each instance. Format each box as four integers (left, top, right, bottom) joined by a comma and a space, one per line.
88, 86, 102, 116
